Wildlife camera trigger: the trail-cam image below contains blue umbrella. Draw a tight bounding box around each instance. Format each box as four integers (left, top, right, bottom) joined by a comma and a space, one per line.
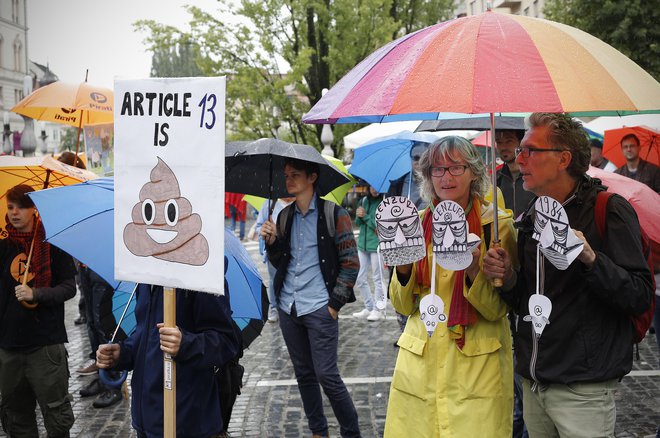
349, 130, 440, 193
28, 178, 265, 323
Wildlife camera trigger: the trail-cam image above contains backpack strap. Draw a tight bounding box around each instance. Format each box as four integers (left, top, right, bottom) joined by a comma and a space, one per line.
594, 191, 614, 240
323, 200, 337, 238
276, 203, 293, 238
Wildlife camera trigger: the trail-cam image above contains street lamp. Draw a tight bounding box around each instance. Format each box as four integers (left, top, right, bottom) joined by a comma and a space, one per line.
320, 88, 334, 157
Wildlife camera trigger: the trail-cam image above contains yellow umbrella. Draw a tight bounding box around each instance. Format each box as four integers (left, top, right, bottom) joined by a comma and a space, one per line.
11, 77, 113, 155
0, 155, 98, 238
241, 155, 356, 210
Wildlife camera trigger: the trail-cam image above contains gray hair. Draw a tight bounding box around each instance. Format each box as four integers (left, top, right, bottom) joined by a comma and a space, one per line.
416, 135, 489, 203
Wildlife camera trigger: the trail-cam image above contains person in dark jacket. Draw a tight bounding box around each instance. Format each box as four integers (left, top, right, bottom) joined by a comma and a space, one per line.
495, 129, 536, 219
0, 184, 77, 438
614, 133, 660, 193
261, 158, 361, 438
96, 284, 239, 438
483, 113, 653, 438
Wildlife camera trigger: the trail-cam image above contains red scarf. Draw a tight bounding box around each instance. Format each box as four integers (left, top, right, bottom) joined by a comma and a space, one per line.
415, 199, 482, 349
6, 217, 51, 288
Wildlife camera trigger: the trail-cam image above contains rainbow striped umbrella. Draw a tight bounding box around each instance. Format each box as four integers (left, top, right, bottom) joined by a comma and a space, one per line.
303, 11, 660, 124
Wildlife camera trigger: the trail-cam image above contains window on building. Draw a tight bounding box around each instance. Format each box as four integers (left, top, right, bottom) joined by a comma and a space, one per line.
524, 6, 530, 15
12, 0, 19, 23
0, 86, 4, 109
13, 38, 22, 72
469, 0, 476, 15
0, 35, 3, 69
14, 88, 23, 103
533, 0, 539, 16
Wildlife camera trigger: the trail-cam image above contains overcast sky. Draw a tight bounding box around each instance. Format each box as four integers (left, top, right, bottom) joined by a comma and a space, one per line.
27, 0, 224, 89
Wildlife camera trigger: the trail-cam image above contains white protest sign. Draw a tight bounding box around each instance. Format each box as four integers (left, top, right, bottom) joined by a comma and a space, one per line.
532, 196, 583, 271
432, 200, 481, 271
114, 77, 225, 295
375, 196, 425, 266
523, 294, 552, 336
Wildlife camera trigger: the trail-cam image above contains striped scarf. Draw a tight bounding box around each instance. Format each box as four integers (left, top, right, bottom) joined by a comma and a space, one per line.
415, 198, 481, 348
6, 218, 51, 288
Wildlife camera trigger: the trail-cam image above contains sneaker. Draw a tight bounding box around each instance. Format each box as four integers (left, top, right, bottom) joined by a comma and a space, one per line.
92, 388, 122, 409
268, 307, 279, 323
367, 310, 385, 321
73, 315, 86, 325
76, 359, 99, 376
352, 308, 371, 319
80, 377, 104, 398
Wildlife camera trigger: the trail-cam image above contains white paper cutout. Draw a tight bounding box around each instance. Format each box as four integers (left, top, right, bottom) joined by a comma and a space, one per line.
432, 200, 481, 271
419, 289, 446, 337
376, 196, 425, 266
532, 196, 583, 270
523, 294, 552, 336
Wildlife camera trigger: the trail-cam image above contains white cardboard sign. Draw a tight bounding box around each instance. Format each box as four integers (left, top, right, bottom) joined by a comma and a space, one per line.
375, 196, 425, 266
114, 77, 226, 295
432, 201, 480, 271
532, 196, 583, 271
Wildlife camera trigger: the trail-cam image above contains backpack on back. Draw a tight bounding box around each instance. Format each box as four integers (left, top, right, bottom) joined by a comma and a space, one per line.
277, 199, 337, 238
594, 191, 655, 344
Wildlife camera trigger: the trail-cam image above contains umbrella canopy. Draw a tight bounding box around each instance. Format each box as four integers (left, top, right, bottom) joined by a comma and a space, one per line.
349, 130, 440, 192
303, 11, 660, 124
11, 80, 113, 128
587, 166, 660, 244
602, 126, 660, 168
225, 138, 350, 198
0, 155, 98, 238
417, 114, 527, 132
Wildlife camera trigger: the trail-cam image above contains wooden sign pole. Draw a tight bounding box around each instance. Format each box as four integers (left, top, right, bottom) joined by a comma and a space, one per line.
163, 287, 176, 437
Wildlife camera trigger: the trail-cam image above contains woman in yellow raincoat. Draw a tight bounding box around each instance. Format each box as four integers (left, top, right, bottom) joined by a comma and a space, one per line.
384, 136, 517, 438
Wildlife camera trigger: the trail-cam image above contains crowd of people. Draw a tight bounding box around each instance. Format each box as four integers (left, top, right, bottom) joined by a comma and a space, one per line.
0, 112, 657, 438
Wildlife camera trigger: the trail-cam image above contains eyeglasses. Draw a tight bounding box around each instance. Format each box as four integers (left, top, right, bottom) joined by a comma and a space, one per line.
515, 146, 566, 158
430, 165, 468, 177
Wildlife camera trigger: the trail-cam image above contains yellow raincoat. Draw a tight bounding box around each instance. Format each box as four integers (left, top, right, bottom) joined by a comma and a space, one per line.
384, 200, 517, 438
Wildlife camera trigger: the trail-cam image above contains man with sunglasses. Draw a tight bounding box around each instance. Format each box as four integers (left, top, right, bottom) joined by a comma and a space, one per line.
483, 113, 653, 438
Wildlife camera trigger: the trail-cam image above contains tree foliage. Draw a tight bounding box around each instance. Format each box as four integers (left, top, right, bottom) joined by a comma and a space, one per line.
544, 0, 659, 81
58, 127, 82, 153
135, 0, 453, 156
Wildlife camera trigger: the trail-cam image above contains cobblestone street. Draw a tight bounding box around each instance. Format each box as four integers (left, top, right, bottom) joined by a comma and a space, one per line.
2, 234, 659, 437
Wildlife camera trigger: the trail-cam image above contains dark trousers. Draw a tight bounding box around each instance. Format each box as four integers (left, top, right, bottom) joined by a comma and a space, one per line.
0, 345, 74, 438
80, 267, 114, 359
279, 306, 360, 438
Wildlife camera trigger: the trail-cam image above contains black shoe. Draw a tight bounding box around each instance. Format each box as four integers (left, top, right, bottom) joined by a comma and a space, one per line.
80, 378, 103, 398
74, 315, 87, 325
92, 388, 122, 408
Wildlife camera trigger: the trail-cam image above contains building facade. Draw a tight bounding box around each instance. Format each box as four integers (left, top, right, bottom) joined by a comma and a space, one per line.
0, 0, 28, 153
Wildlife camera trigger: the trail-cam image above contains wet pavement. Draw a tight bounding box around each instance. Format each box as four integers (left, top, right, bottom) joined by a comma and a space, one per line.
3, 229, 659, 437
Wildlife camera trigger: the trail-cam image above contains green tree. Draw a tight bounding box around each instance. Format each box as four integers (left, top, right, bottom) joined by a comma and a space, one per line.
58, 127, 82, 153
135, 0, 453, 156
544, 0, 659, 81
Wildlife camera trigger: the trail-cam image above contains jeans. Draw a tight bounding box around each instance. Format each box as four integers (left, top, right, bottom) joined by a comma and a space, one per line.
229, 205, 245, 240
355, 251, 384, 311
279, 306, 360, 437
267, 261, 277, 311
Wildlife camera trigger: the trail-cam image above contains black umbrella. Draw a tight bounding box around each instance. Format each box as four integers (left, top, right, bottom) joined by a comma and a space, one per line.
415, 115, 526, 132
225, 138, 350, 199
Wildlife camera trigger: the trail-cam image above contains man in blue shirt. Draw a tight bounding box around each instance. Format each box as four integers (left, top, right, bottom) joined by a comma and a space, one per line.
261, 158, 361, 438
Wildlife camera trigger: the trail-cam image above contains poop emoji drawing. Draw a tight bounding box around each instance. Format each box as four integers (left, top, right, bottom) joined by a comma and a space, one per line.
123, 157, 209, 265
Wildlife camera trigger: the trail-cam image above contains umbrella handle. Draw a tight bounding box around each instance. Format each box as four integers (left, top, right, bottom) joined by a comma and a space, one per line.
490, 239, 503, 288
19, 217, 40, 310
98, 368, 128, 389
